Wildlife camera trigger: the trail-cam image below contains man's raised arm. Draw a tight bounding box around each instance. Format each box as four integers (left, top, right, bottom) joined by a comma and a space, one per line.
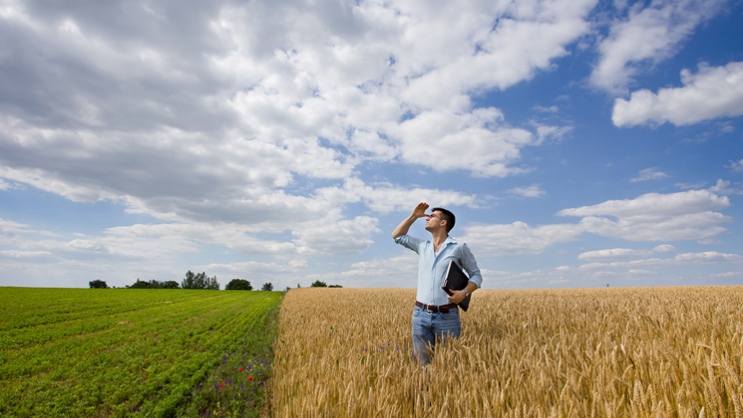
392, 202, 429, 239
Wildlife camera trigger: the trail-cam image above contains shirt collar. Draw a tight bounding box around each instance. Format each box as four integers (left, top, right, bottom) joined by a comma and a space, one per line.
432, 235, 457, 246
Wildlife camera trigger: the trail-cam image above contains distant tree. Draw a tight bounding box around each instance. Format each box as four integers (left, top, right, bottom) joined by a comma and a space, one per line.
89, 280, 108, 289
182, 271, 219, 290
181, 271, 197, 289
329, 284, 343, 288
261, 282, 273, 291
127, 279, 180, 289
129, 279, 153, 289
310, 280, 327, 288
226, 279, 253, 290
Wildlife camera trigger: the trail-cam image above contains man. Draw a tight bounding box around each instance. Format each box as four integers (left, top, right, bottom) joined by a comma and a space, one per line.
392, 202, 483, 366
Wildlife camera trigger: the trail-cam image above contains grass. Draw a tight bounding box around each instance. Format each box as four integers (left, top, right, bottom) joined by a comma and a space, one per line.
0, 287, 283, 417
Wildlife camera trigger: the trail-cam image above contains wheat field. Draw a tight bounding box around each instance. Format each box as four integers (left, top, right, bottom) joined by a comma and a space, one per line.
271, 286, 743, 417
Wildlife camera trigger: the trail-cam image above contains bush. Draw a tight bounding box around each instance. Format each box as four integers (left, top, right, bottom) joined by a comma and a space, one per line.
261, 283, 274, 291
129, 279, 153, 289
226, 279, 253, 291
127, 279, 181, 289
310, 281, 342, 288
89, 280, 108, 289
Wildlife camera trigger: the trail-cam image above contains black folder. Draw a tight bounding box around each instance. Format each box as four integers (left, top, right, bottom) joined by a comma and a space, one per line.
442, 260, 471, 311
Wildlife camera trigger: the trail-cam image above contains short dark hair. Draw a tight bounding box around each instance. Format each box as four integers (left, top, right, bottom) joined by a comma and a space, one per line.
432, 207, 455, 233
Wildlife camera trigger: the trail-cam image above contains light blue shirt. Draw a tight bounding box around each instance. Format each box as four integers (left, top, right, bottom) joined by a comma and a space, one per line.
394, 234, 483, 306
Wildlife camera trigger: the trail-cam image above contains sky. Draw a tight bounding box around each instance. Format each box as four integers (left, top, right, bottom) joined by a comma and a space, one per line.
1, 0, 742, 290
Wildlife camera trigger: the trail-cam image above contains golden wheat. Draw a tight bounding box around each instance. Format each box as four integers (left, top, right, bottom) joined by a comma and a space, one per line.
271, 287, 743, 417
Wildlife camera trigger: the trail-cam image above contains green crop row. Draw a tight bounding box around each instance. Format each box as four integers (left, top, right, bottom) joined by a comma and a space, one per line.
0, 288, 283, 417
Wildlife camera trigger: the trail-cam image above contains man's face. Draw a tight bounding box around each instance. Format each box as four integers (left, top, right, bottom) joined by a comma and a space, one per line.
424, 211, 445, 232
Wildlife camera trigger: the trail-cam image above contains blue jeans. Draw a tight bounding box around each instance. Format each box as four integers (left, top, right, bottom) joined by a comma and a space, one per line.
412, 305, 461, 366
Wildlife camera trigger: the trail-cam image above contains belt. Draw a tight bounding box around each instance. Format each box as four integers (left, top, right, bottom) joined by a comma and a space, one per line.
415, 301, 458, 313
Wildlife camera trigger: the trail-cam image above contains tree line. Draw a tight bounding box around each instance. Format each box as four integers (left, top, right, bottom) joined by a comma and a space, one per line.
88, 270, 274, 291
89, 273, 343, 290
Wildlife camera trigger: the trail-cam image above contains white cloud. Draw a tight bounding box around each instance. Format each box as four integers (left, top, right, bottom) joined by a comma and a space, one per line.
591, 0, 726, 94
613, 61, 743, 127
461, 221, 585, 255
0, 0, 603, 237
653, 244, 677, 253
627, 269, 655, 275
630, 167, 668, 183
578, 248, 653, 261
310, 255, 418, 288
461, 188, 733, 255
534, 105, 560, 113
580, 251, 743, 269
314, 177, 481, 214
395, 108, 535, 177
534, 124, 573, 145
508, 184, 546, 198
709, 271, 743, 279
709, 179, 743, 195
0, 250, 51, 258
292, 216, 380, 255
578, 208, 729, 242
729, 159, 743, 172
558, 189, 729, 218
397, 0, 597, 110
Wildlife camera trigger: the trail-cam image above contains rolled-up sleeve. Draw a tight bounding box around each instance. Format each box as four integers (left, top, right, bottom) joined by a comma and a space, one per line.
459, 243, 483, 289
394, 234, 422, 254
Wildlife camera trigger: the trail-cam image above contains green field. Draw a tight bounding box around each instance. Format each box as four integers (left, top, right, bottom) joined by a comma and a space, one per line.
0, 288, 283, 417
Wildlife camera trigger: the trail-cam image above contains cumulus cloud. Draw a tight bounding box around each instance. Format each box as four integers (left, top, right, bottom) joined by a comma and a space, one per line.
560, 190, 731, 241
463, 188, 733, 255
578, 248, 653, 260
292, 216, 380, 255
612, 61, 743, 127
0, 250, 51, 258
395, 108, 538, 177
314, 178, 480, 214
397, 0, 597, 110
0, 0, 597, 229
508, 184, 546, 198
590, 0, 726, 94
709, 179, 743, 195
630, 167, 669, 183
309, 255, 419, 288
580, 251, 743, 269
653, 244, 677, 253
460, 221, 584, 255
561, 190, 730, 217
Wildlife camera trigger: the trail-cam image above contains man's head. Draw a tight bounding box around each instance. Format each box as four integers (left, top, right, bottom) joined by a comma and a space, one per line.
425, 207, 456, 234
